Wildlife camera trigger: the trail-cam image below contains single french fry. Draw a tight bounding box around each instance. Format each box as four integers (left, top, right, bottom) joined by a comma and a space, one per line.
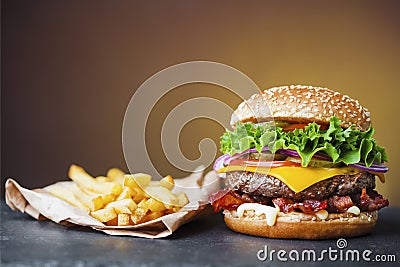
141, 211, 165, 223
145, 186, 177, 208
69, 164, 122, 195
95, 176, 110, 183
175, 192, 189, 207
100, 194, 115, 206
45, 184, 89, 212
91, 196, 106, 211
107, 168, 125, 184
131, 187, 147, 203
146, 198, 167, 212
106, 217, 118, 226
124, 173, 151, 189
117, 214, 130, 226
71, 184, 116, 212
130, 215, 140, 224
93, 194, 115, 211
106, 198, 137, 214
160, 175, 175, 190
171, 206, 181, 212
90, 207, 117, 222
124, 176, 139, 189
116, 187, 134, 201
137, 199, 149, 210
130, 199, 149, 224
132, 195, 146, 203
148, 181, 161, 186
72, 186, 103, 211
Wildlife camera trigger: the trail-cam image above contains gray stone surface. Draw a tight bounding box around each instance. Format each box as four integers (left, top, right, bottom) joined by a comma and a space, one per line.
1, 201, 399, 267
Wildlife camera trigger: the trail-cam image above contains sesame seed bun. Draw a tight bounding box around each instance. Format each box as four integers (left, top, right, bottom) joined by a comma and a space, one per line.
224, 210, 377, 239
230, 85, 371, 131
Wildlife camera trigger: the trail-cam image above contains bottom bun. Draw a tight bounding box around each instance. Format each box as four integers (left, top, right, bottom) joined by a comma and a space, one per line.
224, 210, 378, 239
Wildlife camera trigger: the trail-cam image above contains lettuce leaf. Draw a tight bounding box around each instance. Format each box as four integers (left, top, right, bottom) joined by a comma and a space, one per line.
220, 117, 388, 167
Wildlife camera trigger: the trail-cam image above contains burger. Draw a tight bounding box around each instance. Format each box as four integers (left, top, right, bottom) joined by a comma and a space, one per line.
211, 85, 389, 239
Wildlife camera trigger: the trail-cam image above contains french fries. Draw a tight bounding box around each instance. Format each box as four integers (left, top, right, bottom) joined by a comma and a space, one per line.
69, 165, 122, 195
46, 164, 190, 226
90, 207, 117, 222
72, 185, 104, 211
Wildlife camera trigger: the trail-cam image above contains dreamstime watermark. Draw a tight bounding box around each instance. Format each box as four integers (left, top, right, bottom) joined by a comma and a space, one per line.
257, 238, 397, 263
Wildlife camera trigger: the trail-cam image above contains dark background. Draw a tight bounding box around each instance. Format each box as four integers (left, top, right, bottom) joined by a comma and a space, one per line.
2, 0, 400, 206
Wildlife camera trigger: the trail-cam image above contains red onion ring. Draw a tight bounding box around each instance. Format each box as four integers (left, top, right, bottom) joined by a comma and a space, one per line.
349, 163, 389, 173
214, 146, 388, 173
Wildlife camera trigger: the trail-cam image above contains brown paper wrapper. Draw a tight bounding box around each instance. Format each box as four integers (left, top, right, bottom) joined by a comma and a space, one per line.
5, 170, 219, 238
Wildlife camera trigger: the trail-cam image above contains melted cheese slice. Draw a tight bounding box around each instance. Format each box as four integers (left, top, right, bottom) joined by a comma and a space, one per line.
217, 166, 360, 193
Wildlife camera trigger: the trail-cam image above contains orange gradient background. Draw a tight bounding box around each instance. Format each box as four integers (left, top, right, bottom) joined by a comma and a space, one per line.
2, 1, 399, 206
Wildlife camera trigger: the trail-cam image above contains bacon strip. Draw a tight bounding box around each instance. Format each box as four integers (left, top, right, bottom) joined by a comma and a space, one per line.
209, 190, 255, 212
272, 198, 328, 214
352, 188, 389, 212
327, 195, 354, 213
210, 188, 389, 214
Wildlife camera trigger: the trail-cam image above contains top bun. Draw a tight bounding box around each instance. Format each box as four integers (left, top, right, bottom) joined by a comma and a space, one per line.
230, 85, 371, 131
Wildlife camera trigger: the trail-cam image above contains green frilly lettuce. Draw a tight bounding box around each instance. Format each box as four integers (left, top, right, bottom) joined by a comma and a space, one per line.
220, 117, 388, 167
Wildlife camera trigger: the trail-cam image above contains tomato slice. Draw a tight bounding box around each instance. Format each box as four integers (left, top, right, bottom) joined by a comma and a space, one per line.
229, 159, 301, 168
283, 124, 308, 132
283, 123, 328, 132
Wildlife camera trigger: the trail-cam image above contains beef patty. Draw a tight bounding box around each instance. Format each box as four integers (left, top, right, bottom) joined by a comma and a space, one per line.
225, 171, 375, 201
